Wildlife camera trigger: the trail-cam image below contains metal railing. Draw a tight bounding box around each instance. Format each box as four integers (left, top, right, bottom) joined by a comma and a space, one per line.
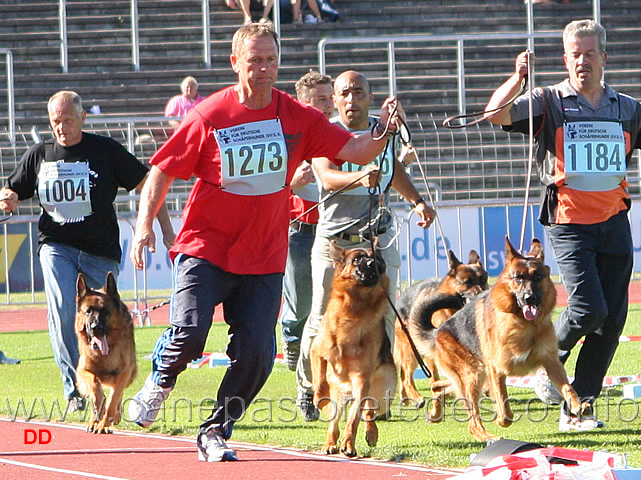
318, 31, 561, 116
58, 0, 68, 73
56, 0, 283, 73
0, 49, 15, 145
84, 115, 171, 153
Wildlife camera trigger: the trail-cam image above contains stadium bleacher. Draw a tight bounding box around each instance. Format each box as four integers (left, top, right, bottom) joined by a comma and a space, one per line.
0, 0, 639, 204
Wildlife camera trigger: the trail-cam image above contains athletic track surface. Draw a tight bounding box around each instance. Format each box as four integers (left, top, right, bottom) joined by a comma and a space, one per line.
0, 418, 461, 480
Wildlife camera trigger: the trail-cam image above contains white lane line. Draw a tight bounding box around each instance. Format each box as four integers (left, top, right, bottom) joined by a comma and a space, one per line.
0, 458, 129, 480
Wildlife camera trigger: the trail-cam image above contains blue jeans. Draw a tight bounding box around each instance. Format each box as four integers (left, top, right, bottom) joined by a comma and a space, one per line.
39, 242, 120, 400
278, 226, 314, 346
546, 211, 632, 401
151, 254, 281, 439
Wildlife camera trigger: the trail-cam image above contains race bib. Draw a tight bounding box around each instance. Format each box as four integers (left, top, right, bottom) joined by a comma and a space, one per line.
214, 119, 288, 195
563, 120, 626, 191
339, 142, 394, 196
37, 161, 92, 223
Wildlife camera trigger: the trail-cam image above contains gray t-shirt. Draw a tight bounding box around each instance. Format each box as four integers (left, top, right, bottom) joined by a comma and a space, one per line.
316, 116, 395, 239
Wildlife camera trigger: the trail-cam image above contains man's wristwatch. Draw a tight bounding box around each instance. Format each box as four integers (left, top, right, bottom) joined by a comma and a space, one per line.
412, 198, 426, 208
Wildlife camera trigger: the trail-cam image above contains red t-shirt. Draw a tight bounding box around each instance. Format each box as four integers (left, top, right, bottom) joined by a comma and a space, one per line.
289, 194, 319, 224
150, 87, 352, 274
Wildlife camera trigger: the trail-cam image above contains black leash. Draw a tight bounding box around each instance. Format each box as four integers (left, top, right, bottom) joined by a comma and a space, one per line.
362, 141, 433, 380
290, 169, 374, 225
132, 299, 171, 327
442, 75, 528, 129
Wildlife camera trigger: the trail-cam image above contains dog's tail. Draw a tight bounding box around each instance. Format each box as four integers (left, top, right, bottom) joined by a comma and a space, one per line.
408, 293, 464, 341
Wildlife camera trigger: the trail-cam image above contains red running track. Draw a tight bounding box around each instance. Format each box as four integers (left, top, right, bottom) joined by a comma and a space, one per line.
0, 418, 461, 480
6, 281, 641, 333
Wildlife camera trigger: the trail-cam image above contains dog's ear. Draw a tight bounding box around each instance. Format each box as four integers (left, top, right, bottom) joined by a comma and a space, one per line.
504, 236, 522, 261
447, 250, 461, 271
528, 238, 544, 261
329, 240, 346, 264
77, 273, 88, 300
468, 249, 482, 266
105, 271, 120, 301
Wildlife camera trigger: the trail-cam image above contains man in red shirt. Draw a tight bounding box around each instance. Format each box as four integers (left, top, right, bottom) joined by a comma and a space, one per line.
128, 23, 419, 462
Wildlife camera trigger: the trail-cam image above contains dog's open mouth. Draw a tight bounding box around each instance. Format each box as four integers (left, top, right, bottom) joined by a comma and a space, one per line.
522, 305, 539, 321
90, 335, 110, 356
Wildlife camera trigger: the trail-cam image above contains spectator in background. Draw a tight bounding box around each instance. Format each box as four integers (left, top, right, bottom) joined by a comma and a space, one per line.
258, 0, 301, 24
294, 0, 322, 24
0, 91, 175, 413
227, 0, 269, 24
279, 70, 334, 371
164, 76, 204, 129
0, 348, 20, 365
298, 0, 339, 23
260, 0, 334, 25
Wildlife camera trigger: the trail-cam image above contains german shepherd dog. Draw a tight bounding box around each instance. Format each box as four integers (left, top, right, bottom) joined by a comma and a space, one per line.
310, 240, 396, 457
393, 250, 488, 406
409, 237, 590, 442
75, 272, 137, 434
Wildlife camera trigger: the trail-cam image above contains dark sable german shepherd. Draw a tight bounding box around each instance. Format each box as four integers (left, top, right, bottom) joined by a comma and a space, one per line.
393, 250, 488, 406
409, 237, 590, 442
310, 240, 396, 457
75, 272, 137, 434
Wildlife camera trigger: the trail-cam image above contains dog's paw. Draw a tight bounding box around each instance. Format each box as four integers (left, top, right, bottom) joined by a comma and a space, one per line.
340, 441, 358, 458
495, 415, 513, 428
576, 401, 593, 417
321, 442, 339, 455
427, 403, 444, 423
365, 421, 378, 447
313, 393, 331, 410
92, 419, 113, 434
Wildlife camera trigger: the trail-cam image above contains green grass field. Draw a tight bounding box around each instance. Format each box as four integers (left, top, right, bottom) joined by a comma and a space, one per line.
1, 305, 640, 468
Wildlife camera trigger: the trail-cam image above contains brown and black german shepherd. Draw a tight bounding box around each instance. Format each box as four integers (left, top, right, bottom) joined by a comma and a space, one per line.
310, 240, 396, 457
75, 272, 137, 434
393, 250, 488, 406
409, 237, 590, 442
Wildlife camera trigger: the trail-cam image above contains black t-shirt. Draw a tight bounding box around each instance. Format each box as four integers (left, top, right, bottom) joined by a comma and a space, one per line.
6, 132, 148, 262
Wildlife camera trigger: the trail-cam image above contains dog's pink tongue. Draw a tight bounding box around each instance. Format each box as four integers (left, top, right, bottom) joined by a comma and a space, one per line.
522, 305, 538, 321
91, 336, 109, 356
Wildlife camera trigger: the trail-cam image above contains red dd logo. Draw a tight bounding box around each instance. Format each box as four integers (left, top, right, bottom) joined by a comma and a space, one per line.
24, 428, 52, 444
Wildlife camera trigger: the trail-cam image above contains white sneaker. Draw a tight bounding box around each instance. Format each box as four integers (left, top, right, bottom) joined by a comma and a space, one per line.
128, 374, 172, 427
197, 428, 238, 462
559, 408, 605, 432
534, 368, 564, 405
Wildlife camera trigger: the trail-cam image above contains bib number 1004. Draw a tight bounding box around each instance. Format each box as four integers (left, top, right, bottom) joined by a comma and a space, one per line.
41, 178, 88, 203
567, 142, 622, 172
224, 142, 284, 177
